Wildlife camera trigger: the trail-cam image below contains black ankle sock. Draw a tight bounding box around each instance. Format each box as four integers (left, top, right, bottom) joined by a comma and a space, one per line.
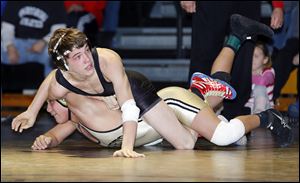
224, 34, 241, 53
257, 111, 269, 128
211, 71, 231, 84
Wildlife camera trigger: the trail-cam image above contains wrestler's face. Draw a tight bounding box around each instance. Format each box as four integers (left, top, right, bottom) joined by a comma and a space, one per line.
252, 46, 268, 73
66, 44, 94, 76
46, 100, 69, 124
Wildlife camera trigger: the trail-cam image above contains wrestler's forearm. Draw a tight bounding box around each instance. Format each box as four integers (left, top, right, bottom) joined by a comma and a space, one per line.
121, 122, 138, 150
44, 121, 77, 148
27, 71, 55, 115
44, 131, 60, 148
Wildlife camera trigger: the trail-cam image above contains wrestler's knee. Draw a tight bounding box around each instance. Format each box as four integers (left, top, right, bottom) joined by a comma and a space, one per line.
210, 118, 245, 146
173, 139, 195, 150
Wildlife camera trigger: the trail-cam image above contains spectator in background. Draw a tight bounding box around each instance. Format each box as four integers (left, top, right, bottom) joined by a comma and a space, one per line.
101, 1, 121, 48
64, 1, 107, 30
64, 1, 107, 47
1, 1, 6, 17
271, 1, 299, 104
102, 1, 120, 32
245, 42, 275, 114
288, 53, 299, 121
1, 1, 67, 77
180, 1, 283, 119
271, 1, 299, 126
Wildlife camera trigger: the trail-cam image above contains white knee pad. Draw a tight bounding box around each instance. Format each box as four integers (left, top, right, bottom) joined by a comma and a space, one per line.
210, 118, 245, 146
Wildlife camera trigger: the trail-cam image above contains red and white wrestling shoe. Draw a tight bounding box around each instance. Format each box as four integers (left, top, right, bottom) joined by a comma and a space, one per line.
190, 72, 237, 100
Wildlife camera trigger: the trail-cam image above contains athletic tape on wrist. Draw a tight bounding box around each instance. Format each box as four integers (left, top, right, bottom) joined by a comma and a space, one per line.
121, 99, 140, 123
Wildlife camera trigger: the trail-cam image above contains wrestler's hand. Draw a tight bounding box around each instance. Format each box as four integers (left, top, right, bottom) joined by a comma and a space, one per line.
11, 110, 37, 133
113, 148, 145, 158
32, 135, 52, 150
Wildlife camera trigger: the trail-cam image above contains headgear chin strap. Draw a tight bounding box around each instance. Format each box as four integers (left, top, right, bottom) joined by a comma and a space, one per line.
62, 58, 69, 71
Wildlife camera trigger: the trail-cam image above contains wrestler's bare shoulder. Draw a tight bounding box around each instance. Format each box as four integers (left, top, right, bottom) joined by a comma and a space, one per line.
94, 48, 124, 81
95, 48, 122, 64
48, 69, 69, 99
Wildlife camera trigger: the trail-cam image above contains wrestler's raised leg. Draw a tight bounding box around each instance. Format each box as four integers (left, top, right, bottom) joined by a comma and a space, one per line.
158, 86, 293, 147
190, 14, 274, 109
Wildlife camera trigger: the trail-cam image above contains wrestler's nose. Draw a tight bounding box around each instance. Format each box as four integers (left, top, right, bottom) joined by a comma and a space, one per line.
83, 53, 90, 64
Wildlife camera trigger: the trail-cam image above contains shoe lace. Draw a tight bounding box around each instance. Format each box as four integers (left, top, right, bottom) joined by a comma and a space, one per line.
281, 116, 292, 130
204, 79, 231, 98
204, 90, 225, 98
192, 77, 232, 98
288, 117, 299, 128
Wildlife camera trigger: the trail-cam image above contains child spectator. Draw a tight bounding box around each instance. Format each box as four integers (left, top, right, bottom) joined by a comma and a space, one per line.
245, 42, 275, 114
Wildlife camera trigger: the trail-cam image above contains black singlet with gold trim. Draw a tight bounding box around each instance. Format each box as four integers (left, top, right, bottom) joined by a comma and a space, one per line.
55, 48, 114, 96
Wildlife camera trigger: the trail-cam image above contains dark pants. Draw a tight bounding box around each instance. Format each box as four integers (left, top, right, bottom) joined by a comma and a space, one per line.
272, 38, 299, 100
189, 1, 260, 119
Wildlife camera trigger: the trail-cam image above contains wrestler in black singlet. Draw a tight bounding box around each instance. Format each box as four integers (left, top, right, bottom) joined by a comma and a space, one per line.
55, 48, 161, 116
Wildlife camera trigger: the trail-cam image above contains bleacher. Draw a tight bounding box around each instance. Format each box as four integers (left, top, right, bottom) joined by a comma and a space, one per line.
1, 62, 44, 117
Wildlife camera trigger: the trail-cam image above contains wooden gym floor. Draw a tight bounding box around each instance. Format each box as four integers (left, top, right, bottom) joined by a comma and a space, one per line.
1, 112, 299, 182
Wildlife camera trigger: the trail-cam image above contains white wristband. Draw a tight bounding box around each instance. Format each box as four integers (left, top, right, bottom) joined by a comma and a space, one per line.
121, 99, 140, 123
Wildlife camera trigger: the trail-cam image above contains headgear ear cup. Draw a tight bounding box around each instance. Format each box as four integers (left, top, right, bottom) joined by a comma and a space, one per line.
53, 53, 69, 71
52, 33, 70, 71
